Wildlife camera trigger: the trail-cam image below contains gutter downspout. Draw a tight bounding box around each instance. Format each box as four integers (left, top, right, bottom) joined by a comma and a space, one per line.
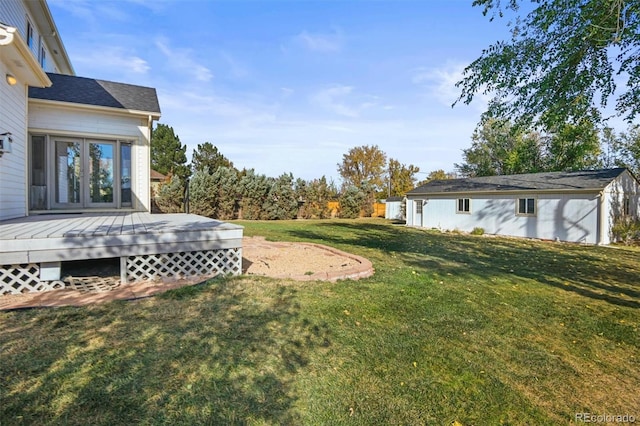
148, 115, 153, 213
597, 190, 606, 245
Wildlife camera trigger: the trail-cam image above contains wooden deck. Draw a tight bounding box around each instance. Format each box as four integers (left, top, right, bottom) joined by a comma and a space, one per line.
0, 213, 243, 294
0, 212, 243, 264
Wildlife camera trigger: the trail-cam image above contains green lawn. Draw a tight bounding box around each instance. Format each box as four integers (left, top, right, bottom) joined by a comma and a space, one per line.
1, 219, 638, 425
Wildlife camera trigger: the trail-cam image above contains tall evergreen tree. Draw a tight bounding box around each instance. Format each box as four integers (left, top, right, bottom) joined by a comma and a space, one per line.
296, 176, 336, 219
154, 175, 184, 213
191, 142, 235, 174
188, 168, 216, 217
151, 123, 190, 181
265, 173, 299, 220
211, 166, 241, 220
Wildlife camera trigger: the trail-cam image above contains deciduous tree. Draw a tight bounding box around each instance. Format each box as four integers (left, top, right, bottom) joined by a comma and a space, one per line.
337, 145, 388, 192
388, 158, 420, 197
456, 0, 640, 129
455, 119, 543, 177
416, 169, 457, 186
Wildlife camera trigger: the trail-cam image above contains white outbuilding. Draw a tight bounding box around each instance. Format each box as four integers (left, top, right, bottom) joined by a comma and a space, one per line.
405, 168, 640, 245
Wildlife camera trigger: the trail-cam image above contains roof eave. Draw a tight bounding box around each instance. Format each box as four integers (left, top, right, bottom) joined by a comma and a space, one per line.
406, 187, 606, 197
24, 0, 74, 75
28, 97, 161, 119
0, 25, 52, 87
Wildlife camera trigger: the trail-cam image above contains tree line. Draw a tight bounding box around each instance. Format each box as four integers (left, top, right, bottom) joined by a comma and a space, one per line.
150, 124, 425, 219
455, 119, 640, 178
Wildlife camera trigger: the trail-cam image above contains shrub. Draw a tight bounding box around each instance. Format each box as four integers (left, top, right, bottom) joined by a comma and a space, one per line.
338, 185, 366, 218
188, 168, 216, 217
612, 217, 640, 245
155, 175, 184, 213
211, 166, 240, 220
296, 176, 335, 219
264, 173, 298, 220
471, 227, 485, 235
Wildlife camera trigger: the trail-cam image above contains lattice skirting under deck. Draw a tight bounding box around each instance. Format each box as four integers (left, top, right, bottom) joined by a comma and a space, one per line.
126, 248, 242, 282
0, 264, 65, 295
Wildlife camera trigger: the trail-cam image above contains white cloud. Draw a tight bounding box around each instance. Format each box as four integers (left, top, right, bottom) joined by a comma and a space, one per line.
310, 85, 359, 117
294, 29, 343, 52
155, 38, 213, 82
48, 0, 140, 23
159, 89, 254, 118
412, 63, 490, 112
71, 47, 150, 75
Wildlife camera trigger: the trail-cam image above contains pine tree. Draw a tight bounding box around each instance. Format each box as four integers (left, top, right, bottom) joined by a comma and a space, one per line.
151, 123, 190, 181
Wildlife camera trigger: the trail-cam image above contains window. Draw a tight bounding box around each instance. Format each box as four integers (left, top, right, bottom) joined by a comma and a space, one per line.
40, 48, 46, 68
29, 135, 135, 210
416, 200, 423, 214
26, 21, 34, 49
457, 198, 470, 213
623, 197, 630, 216
38, 37, 46, 68
517, 198, 536, 215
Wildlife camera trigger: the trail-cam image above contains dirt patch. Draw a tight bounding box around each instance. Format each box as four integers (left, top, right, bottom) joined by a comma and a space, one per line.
0, 237, 374, 310
243, 237, 374, 282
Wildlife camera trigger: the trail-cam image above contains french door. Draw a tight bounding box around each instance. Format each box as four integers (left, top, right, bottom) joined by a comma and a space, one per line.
53, 138, 116, 208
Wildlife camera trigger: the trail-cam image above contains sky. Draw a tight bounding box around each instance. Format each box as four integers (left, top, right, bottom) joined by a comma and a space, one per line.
47, 0, 515, 183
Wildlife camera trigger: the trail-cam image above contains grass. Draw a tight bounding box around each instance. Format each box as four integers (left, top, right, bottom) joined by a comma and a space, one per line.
1, 218, 639, 425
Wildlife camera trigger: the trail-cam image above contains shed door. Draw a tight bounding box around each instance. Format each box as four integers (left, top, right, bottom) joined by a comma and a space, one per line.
415, 199, 423, 226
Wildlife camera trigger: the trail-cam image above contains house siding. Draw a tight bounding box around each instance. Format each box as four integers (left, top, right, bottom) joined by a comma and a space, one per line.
0, 1, 26, 40
28, 103, 152, 212
1, 0, 62, 73
0, 60, 29, 220
407, 192, 601, 244
602, 171, 640, 244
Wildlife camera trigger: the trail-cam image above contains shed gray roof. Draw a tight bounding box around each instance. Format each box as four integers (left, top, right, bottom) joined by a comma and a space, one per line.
29, 73, 161, 114
407, 168, 630, 195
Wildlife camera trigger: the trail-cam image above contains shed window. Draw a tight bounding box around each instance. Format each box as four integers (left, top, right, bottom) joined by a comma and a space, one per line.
517, 198, 535, 215
416, 200, 423, 214
457, 198, 470, 213
623, 197, 630, 216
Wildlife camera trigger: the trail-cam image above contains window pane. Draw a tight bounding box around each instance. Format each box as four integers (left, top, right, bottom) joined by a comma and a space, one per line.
30, 136, 46, 209
518, 198, 526, 214
527, 198, 535, 214
55, 141, 81, 204
121, 143, 132, 206
464, 198, 470, 212
89, 142, 114, 203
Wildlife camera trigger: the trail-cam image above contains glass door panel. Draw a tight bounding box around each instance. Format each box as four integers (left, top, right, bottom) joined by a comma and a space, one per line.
120, 143, 132, 206
87, 142, 115, 206
54, 140, 81, 205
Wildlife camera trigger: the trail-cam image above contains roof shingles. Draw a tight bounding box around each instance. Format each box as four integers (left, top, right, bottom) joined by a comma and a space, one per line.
407, 168, 629, 195
28, 73, 161, 114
